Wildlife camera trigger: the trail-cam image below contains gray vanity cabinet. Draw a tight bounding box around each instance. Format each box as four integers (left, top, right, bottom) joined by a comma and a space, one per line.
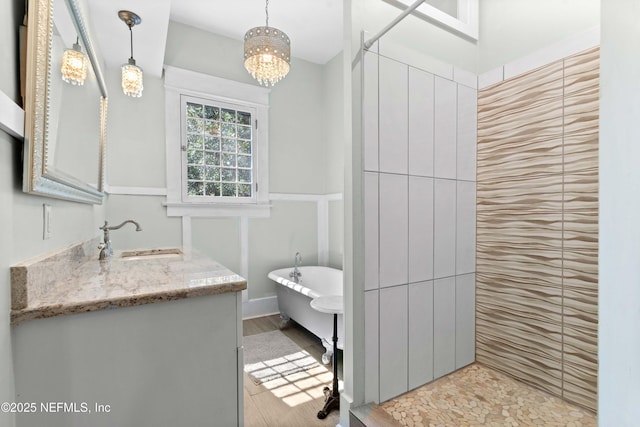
12, 292, 243, 427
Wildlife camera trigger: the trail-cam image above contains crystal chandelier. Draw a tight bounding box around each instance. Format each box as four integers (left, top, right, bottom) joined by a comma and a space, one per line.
243, 0, 290, 86
60, 38, 87, 86
118, 10, 143, 97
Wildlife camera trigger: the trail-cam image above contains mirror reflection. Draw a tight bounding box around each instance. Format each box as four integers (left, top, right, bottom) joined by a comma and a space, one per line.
48, 0, 100, 187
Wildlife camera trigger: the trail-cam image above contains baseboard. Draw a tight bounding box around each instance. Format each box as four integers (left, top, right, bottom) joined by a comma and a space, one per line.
242, 295, 279, 320
349, 402, 398, 427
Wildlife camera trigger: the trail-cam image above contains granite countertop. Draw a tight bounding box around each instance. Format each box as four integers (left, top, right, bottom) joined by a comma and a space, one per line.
10, 239, 246, 324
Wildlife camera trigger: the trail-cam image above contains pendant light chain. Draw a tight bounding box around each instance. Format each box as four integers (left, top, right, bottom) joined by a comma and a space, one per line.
129, 25, 134, 60
265, 0, 269, 27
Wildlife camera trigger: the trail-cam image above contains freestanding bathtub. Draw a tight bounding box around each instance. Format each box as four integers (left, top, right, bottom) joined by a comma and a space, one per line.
268, 266, 343, 364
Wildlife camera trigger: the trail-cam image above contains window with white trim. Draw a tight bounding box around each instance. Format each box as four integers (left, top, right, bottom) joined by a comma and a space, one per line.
164, 66, 271, 217
182, 95, 257, 202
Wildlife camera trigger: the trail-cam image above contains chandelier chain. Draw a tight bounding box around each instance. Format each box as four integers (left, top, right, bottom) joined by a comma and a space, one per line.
129, 26, 134, 60
265, 0, 269, 27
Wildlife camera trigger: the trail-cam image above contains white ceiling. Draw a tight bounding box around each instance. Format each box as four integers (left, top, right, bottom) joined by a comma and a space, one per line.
171, 0, 344, 64
85, 0, 343, 79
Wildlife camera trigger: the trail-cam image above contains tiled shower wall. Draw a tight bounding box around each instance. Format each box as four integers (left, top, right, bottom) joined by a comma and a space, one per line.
476, 47, 599, 412
362, 49, 477, 403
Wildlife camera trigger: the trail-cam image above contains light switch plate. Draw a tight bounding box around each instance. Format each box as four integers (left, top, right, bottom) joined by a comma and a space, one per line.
43, 204, 52, 240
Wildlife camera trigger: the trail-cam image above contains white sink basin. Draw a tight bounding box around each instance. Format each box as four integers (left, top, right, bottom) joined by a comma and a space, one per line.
120, 248, 183, 261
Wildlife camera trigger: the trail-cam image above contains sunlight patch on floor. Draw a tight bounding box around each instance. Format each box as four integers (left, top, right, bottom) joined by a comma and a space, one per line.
256, 358, 342, 408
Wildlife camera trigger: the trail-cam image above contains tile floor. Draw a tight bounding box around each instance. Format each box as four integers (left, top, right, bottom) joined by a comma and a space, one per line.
243, 315, 341, 427
379, 363, 597, 427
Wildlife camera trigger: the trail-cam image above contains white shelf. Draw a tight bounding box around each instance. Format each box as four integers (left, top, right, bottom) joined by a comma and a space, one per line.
0, 89, 24, 139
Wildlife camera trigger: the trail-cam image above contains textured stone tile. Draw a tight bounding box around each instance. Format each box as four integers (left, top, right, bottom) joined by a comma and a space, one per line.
379, 364, 596, 427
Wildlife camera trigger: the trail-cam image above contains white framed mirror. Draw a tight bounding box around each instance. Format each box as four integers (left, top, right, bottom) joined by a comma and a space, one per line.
23, 0, 107, 204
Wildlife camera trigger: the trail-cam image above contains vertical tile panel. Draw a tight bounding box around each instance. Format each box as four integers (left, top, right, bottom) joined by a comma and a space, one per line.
364, 52, 379, 172
476, 49, 599, 410
457, 84, 477, 182
379, 57, 408, 174
379, 285, 408, 401
364, 289, 380, 404
562, 178, 598, 411
563, 91, 598, 176
477, 61, 564, 182
364, 172, 379, 291
434, 77, 457, 179
564, 47, 600, 97
478, 66, 505, 89
476, 175, 564, 397
408, 281, 434, 389
453, 67, 478, 89
434, 179, 456, 279
455, 273, 475, 369
379, 174, 408, 288
476, 63, 564, 397
456, 180, 476, 275
434, 277, 455, 379
408, 67, 434, 177
409, 176, 434, 283
562, 47, 599, 412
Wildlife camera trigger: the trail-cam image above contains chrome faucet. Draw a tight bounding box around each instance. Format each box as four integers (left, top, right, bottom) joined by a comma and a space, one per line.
98, 220, 142, 260
290, 252, 302, 282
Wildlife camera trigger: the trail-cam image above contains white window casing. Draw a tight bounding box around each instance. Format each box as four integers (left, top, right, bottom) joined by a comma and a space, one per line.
164, 66, 271, 217
383, 0, 479, 40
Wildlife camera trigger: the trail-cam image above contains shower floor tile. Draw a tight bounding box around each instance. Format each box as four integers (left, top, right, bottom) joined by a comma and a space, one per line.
379, 363, 596, 427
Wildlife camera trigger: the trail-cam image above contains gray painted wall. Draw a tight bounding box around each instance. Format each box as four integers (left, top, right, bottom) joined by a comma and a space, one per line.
0, 0, 18, 413
477, 0, 599, 73
0, 4, 19, 419
106, 22, 345, 302
0, 130, 15, 427
1, 2, 108, 426
324, 53, 346, 268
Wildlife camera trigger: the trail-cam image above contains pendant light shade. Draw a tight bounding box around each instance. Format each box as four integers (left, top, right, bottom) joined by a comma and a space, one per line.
118, 10, 143, 97
121, 59, 143, 97
61, 39, 87, 86
243, 0, 290, 86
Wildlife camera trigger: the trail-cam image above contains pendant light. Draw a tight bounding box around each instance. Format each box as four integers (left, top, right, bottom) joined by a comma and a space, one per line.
243, 0, 290, 86
60, 37, 87, 86
118, 10, 143, 97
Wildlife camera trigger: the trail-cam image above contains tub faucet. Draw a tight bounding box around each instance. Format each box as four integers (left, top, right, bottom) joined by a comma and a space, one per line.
98, 220, 142, 260
290, 252, 302, 282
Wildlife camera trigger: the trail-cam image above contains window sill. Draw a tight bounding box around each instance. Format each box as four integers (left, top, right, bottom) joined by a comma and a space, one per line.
163, 202, 272, 218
